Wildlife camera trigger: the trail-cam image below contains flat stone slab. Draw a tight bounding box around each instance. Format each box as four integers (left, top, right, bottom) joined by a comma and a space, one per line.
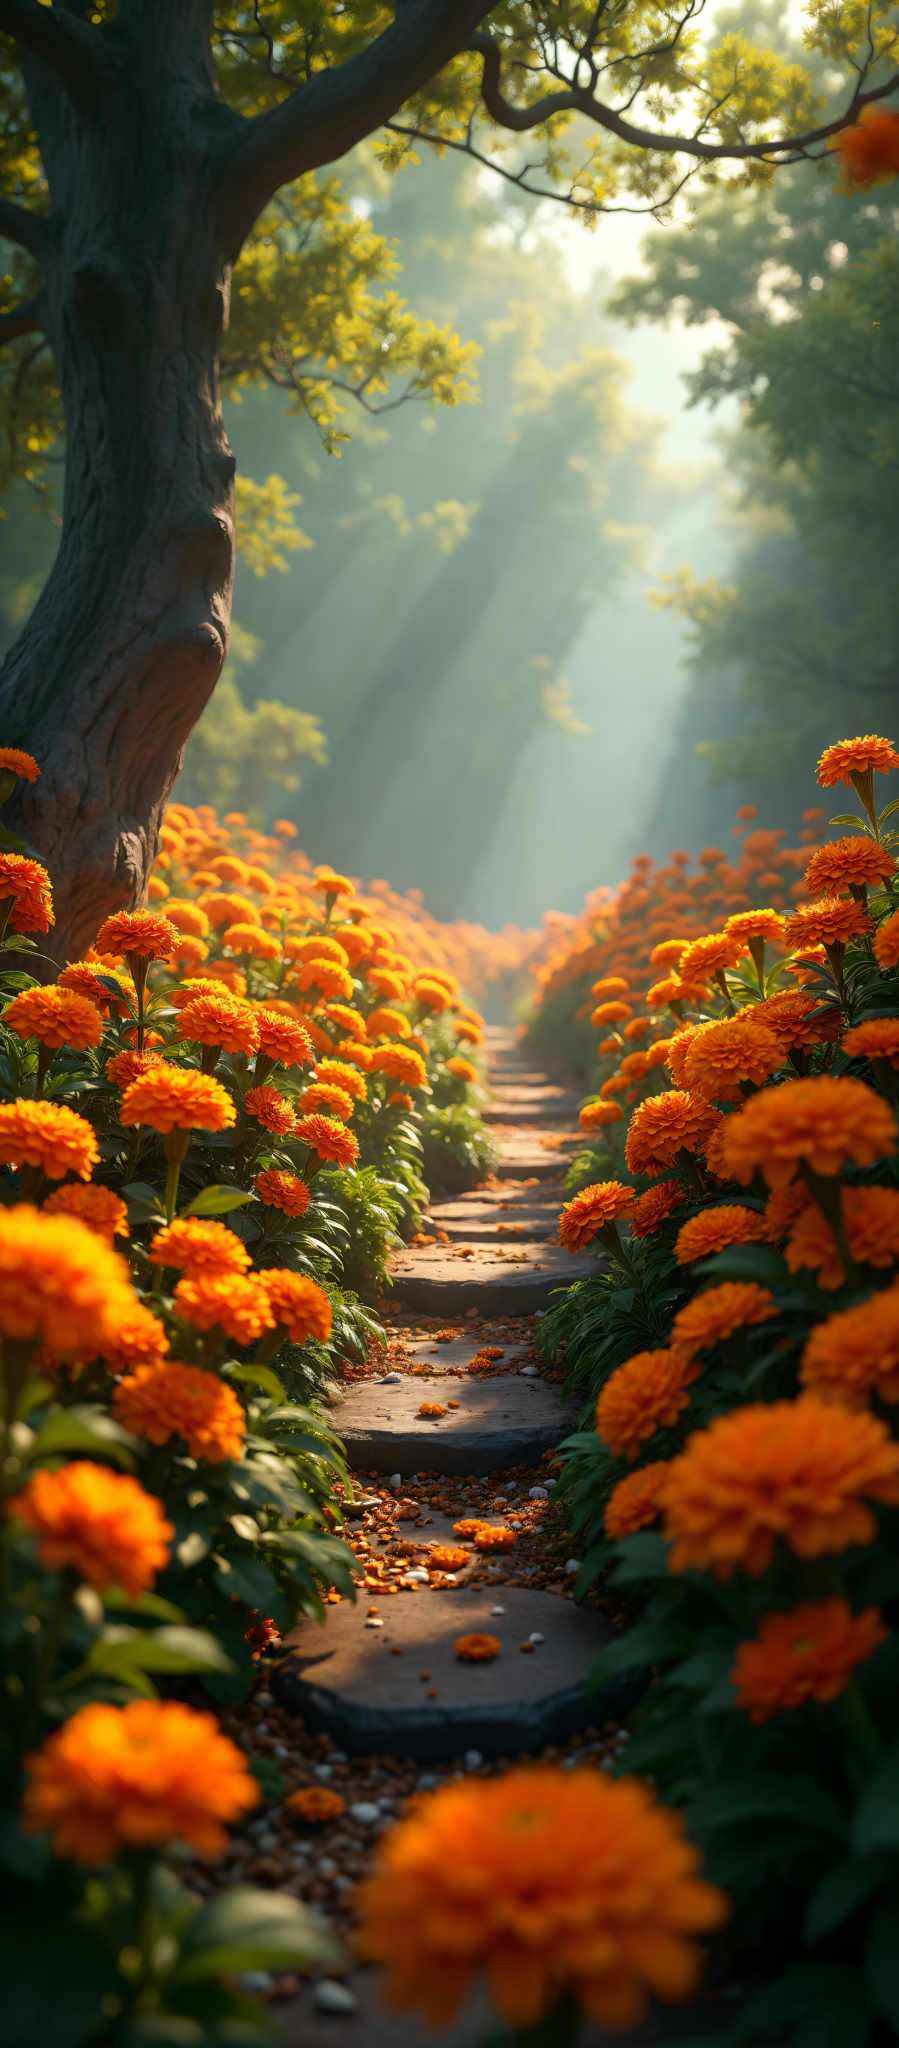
487, 1083, 581, 1126
330, 1370, 577, 1476
279, 1969, 718, 2047
272, 1585, 627, 1762
400, 1332, 533, 1370
389, 1240, 595, 1316
494, 1127, 580, 1180
426, 1188, 561, 1242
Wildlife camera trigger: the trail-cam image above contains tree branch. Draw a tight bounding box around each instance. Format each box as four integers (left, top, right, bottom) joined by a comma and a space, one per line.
0, 193, 48, 261
216, 0, 494, 258
0, 293, 43, 345
0, 0, 115, 112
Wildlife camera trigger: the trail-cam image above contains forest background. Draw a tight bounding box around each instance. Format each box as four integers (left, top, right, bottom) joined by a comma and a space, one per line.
2, 0, 897, 928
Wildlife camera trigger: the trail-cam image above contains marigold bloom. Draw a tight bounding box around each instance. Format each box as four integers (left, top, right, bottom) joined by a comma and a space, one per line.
784, 897, 873, 952
120, 1063, 236, 1135
315, 1057, 368, 1101
254, 1167, 311, 1216
604, 1460, 671, 1539
800, 1285, 899, 1405
94, 910, 178, 961
23, 1700, 258, 1864
174, 1270, 274, 1343
4, 985, 103, 1053
626, 1091, 721, 1178
294, 1112, 359, 1167
804, 837, 895, 899
663, 1398, 899, 1577
0, 746, 39, 782
723, 908, 785, 947
677, 931, 743, 984
843, 1018, 899, 1069
105, 1048, 162, 1089
649, 941, 688, 969
96, 1299, 170, 1375
314, 868, 354, 898
289, 935, 348, 965
0, 1205, 134, 1356
254, 1005, 314, 1069
148, 1217, 250, 1277
453, 1519, 487, 1538
299, 1080, 355, 1120
591, 1000, 632, 1027
287, 1786, 346, 1823
355, 1764, 727, 2032
682, 1017, 784, 1104
293, 957, 354, 1002
674, 1205, 766, 1265
787, 1185, 899, 1289
596, 1351, 690, 1461
719, 1075, 896, 1189
664, 1027, 699, 1088
592, 975, 631, 996
0, 852, 53, 932
10, 1463, 172, 1597
197, 890, 260, 931
370, 1044, 428, 1089
817, 734, 899, 786
114, 1358, 247, 1461
258, 1268, 332, 1344
751, 990, 843, 1051
325, 1003, 367, 1038
647, 974, 687, 1010
427, 1544, 471, 1572
453, 1633, 500, 1661
419, 1401, 447, 1417
244, 1084, 296, 1134
177, 991, 259, 1058
733, 1600, 887, 1723
670, 1282, 777, 1372
164, 899, 210, 939
366, 1005, 411, 1040
580, 1099, 624, 1131
874, 910, 899, 971
559, 1180, 634, 1253
43, 1183, 128, 1243
58, 961, 126, 1010
472, 1525, 516, 1552
631, 1180, 683, 1238
838, 108, 899, 187
222, 921, 281, 961
0, 1098, 99, 1182
446, 1056, 477, 1084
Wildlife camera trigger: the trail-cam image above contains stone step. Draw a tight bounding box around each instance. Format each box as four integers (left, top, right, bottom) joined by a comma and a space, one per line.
426, 1187, 561, 1242
389, 1240, 595, 1317
279, 1968, 716, 2047
487, 1085, 581, 1127
494, 1127, 580, 1181
272, 1584, 635, 1762
329, 1367, 577, 1477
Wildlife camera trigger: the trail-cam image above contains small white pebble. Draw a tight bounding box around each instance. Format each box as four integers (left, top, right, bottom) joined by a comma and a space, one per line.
389, 1473, 402, 1487
417, 1772, 441, 1790
380, 1372, 404, 1384
518, 1364, 539, 1377
491, 1605, 506, 1616
255, 1691, 273, 1709
400, 1569, 429, 1587
364, 1616, 385, 1627
529, 1486, 548, 1501
565, 1558, 581, 1574
317, 1857, 338, 1877
273, 1743, 289, 1759
313, 1763, 333, 1781
528, 1632, 545, 1645
241, 1971, 274, 1993
314, 1980, 359, 2015
255, 1722, 269, 1736
464, 1750, 484, 1770
348, 1801, 380, 1826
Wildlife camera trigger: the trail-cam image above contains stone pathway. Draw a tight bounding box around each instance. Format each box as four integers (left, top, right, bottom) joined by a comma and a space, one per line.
208, 1030, 728, 2043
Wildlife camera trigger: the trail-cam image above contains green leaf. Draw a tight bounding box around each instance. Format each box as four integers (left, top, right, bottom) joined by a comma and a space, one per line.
225, 1362, 286, 1403
228, 1514, 261, 1543
589, 1620, 690, 1687
86, 1625, 235, 1683
689, 1774, 847, 1842
171, 1887, 342, 1984
28, 1407, 136, 1466
175, 1531, 210, 1568
183, 1186, 254, 1217
607, 1531, 670, 1583
211, 1554, 288, 1628
122, 1181, 165, 1212
732, 1963, 870, 2048
805, 1856, 891, 1944
867, 1898, 899, 2024
852, 1739, 899, 1855
0, 1913, 118, 2048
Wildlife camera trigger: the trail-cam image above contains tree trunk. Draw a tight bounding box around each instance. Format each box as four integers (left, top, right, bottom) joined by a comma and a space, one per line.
0, 16, 235, 960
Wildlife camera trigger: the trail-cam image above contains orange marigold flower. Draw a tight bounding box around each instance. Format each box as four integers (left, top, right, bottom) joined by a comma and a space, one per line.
719, 1074, 896, 1189
453, 1519, 487, 1537
105, 1048, 162, 1089
874, 910, 899, 971
0, 1205, 133, 1355
0, 746, 39, 782
626, 1091, 722, 1178
446, 1056, 477, 1084
596, 1351, 690, 1461
287, 1786, 346, 1824
0, 1099, 99, 1181
670, 1282, 777, 1372
294, 1113, 359, 1167
313, 868, 354, 898
723, 908, 785, 947
120, 1063, 236, 1135
649, 941, 688, 969
412, 975, 449, 1012
163, 899, 210, 939
665, 1028, 699, 1088
289, 935, 348, 965
315, 1057, 368, 1101
427, 1544, 471, 1572
168, 933, 208, 969
43, 1183, 128, 1243
293, 958, 354, 1002
0, 852, 54, 932
114, 1358, 247, 1461
647, 975, 687, 1010
22, 1700, 258, 1864
559, 1180, 634, 1252
623, 1017, 652, 1043
817, 735, 899, 786
804, 837, 895, 899
95, 1299, 170, 1375
366, 1005, 411, 1040
784, 897, 873, 952
253, 1005, 314, 1069
148, 1217, 250, 1277
244, 1084, 296, 1134
370, 1043, 428, 1089
682, 1016, 784, 1103
59, 961, 127, 1011
299, 1080, 355, 1120
800, 1285, 899, 1405
838, 109, 899, 187
677, 931, 743, 984
324, 1002, 367, 1037
751, 990, 843, 1051
604, 1460, 671, 1539
592, 976, 631, 996
10, 1463, 172, 1596
580, 1099, 624, 1131
453, 1633, 500, 1661
334, 1036, 375, 1072
843, 1018, 899, 1069
418, 1401, 447, 1417
787, 1185, 899, 1290
223, 921, 281, 960
177, 991, 260, 1058
732, 1600, 887, 1723
454, 1019, 483, 1046
174, 1270, 273, 1343
94, 910, 178, 961
674, 1205, 766, 1264
631, 1180, 683, 1238
4, 985, 103, 1052
258, 1268, 332, 1344
197, 890, 260, 931
254, 1168, 311, 1217
663, 1398, 899, 1577
355, 1764, 727, 2032
472, 1525, 516, 1552
591, 1000, 632, 1027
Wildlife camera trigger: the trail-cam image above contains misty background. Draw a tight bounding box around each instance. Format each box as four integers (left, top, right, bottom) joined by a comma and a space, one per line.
3, 1, 897, 928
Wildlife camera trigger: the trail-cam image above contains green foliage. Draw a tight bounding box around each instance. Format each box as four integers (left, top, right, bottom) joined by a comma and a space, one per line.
418, 1098, 497, 1196
178, 675, 326, 822
317, 1161, 405, 1294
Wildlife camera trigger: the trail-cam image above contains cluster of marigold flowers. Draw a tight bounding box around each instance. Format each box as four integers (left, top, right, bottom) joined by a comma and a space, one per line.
553, 735, 899, 1735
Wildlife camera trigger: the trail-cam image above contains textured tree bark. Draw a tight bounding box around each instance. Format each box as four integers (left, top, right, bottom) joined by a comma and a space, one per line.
0, 10, 236, 958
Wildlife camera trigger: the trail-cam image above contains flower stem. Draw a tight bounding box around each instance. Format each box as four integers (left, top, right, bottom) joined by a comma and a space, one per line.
510, 1993, 581, 2048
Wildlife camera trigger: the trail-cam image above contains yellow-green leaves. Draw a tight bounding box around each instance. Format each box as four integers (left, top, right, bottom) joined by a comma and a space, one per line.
235, 474, 313, 577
